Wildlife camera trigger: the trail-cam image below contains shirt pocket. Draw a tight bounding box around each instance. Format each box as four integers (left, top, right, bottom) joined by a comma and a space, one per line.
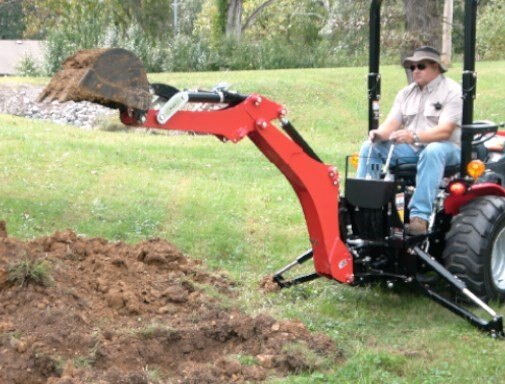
402, 105, 417, 128
424, 103, 442, 125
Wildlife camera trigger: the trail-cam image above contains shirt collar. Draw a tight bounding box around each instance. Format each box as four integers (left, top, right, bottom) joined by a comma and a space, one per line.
418, 74, 443, 94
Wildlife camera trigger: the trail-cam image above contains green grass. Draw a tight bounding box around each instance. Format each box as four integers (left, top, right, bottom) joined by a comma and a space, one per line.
2, 61, 505, 382
8, 258, 54, 287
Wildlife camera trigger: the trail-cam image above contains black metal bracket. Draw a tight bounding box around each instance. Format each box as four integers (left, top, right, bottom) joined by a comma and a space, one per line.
368, 0, 382, 133
272, 249, 321, 288
413, 246, 504, 338
279, 119, 323, 163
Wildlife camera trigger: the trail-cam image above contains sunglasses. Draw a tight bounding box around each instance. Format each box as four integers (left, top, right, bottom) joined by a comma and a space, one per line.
409, 63, 428, 71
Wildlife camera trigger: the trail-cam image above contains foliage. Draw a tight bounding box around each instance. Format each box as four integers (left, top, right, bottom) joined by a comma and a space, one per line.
401, 0, 444, 55
15, 54, 44, 77
103, 22, 169, 73
476, 0, 505, 60
215, 0, 228, 36
0, 0, 25, 39
8, 259, 54, 287
162, 35, 211, 72
160, 36, 374, 72
19, 0, 505, 74
41, 1, 111, 74
43, 30, 75, 76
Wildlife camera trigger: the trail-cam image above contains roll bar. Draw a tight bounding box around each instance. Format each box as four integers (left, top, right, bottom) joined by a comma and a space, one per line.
368, 0, 382, 133
461, 0, 479, 176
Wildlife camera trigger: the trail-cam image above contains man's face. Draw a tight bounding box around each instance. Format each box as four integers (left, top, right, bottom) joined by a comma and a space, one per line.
410, 60, 440, 88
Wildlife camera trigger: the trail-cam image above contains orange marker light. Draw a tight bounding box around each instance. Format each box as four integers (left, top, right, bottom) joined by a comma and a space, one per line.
467, 160, 486, 180
449, 182, 467, 196
350, 153, 360, 170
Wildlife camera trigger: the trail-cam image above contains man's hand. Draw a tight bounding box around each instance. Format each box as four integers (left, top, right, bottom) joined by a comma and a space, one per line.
389, 129, 414, 144
370, 118, 402, 143
369, 129, 382, 142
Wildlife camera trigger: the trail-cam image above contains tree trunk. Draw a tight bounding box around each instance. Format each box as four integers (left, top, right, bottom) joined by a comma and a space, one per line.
402, 0, 443, 82
441, 0, 453, 67
242, 0, 276, 33
226, 0, 243, 39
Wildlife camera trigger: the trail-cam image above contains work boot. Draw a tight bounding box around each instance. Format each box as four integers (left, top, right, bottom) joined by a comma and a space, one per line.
407, 217, 428, 235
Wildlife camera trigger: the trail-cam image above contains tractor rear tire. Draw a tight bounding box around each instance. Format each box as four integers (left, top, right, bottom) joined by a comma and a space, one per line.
443, 195, 505, 303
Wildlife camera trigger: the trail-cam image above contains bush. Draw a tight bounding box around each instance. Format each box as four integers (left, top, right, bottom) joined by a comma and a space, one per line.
8, 259, 54, 287
162, 35, 212, 72
162, 37, 369, 72
477, 1, 505, 60
15, 54, 44, 77
43, 2, 111, 75
103, 23, 170, 73
44, 30, 77, 75
43, 15, 371, 75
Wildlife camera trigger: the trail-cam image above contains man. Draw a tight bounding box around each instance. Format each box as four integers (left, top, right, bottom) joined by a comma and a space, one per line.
356, 46, 462, 235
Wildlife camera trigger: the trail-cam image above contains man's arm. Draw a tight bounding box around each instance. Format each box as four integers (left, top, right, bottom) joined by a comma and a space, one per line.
369, 90, 404, 142
370, 118, 402, 142
413, 121, 456, 143
390, 120, 457, 144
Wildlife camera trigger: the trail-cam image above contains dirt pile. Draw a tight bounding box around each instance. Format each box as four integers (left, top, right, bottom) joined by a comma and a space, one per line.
0, 222, 341, 383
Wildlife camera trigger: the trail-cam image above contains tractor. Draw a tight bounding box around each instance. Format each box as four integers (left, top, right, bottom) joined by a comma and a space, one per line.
39, 0, 505, 336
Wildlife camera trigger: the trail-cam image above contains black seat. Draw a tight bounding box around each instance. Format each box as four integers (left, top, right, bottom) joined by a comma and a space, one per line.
390, 143, 488, 179
390, 163, 460, 178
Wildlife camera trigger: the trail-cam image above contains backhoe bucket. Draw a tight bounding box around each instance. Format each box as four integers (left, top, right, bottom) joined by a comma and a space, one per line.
38, 48, 151, 111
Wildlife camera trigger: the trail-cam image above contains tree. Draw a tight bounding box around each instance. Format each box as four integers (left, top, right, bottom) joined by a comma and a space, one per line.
402, 0, 443, 57
441, 0, 453, 67
23, 0, 110, 38
402, 0, 443, 82
0, 0, 26, 39
317, 0, 369, 38
477, 0, 505, 60
218, 0, 277, 40
225, 0, 242, 38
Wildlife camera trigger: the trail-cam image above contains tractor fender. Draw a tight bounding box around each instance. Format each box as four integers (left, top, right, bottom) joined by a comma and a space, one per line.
444, 182, 505, 215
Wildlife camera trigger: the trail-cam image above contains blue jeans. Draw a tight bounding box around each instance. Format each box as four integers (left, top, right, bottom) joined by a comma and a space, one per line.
356, 140, 461, 221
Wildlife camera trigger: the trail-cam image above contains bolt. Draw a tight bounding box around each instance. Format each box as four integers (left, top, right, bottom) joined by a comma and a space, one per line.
252, 95, 262, 106
256, 120, 268, 129
278, 108, 287, 117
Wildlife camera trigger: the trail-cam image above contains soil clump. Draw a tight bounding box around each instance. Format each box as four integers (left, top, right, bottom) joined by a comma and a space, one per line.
0, 223, 342, 383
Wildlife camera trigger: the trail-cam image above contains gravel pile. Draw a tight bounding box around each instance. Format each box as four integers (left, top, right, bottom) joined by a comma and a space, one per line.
0, 83, 116, 130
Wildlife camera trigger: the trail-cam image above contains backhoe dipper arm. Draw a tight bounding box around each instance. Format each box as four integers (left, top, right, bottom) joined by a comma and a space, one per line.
120, 93, 354, 283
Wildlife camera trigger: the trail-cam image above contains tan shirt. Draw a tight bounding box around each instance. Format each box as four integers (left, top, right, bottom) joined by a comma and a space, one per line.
386, 74, 462, 147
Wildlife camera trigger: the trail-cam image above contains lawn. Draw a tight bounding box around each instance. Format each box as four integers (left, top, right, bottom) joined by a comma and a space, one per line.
1, 61, 505, 383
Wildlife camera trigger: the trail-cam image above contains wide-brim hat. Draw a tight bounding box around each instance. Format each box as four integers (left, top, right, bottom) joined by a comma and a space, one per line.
403, 46, 447, 73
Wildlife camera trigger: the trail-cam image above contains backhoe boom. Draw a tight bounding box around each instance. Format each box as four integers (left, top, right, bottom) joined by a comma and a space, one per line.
121, 93, 354, 283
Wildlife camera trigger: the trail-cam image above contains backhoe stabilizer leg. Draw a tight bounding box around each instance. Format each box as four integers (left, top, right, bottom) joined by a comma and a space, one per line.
273, 249, 321, 288
413, 246, 504, 338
